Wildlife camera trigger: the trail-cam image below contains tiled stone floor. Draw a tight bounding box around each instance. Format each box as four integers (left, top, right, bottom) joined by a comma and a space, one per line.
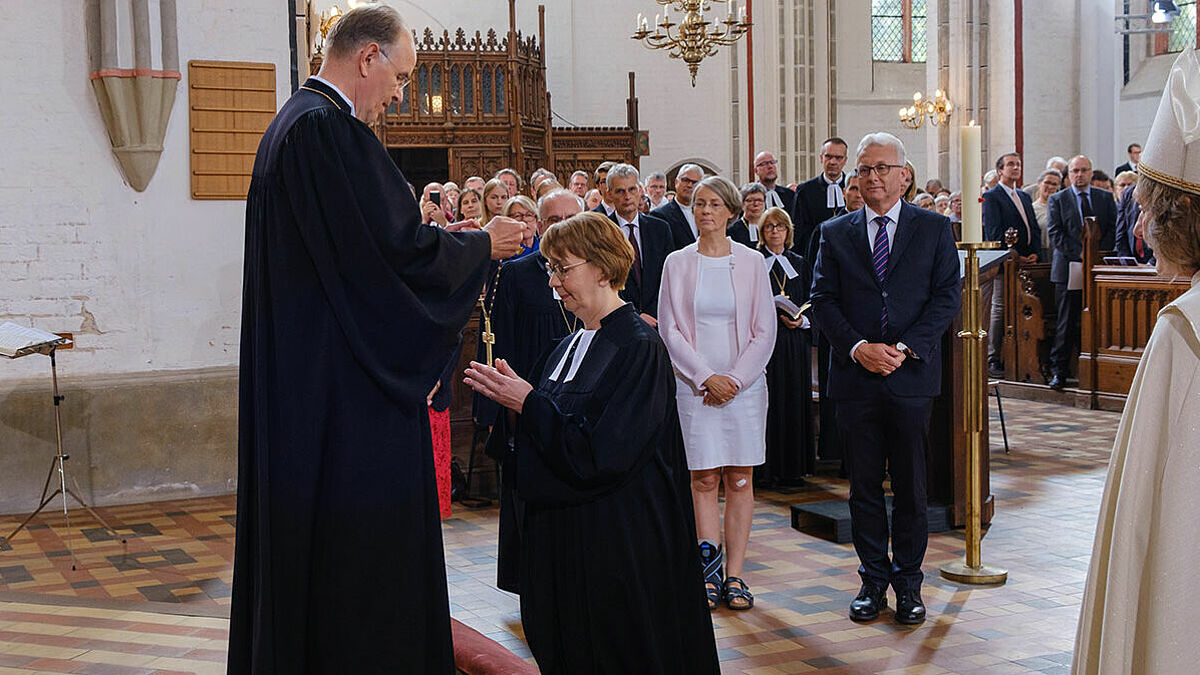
0, 397, 1118, 673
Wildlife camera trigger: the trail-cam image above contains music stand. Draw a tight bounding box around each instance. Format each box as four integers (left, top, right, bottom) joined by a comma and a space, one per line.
2, 335, 123, 566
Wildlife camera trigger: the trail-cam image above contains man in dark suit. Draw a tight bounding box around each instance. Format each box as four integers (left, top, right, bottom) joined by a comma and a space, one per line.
607, 163, 673, 325
981, 152, 1043, 377
811, 132, 961, 626
1115, 183, 1154, 264
1046, 154, 1118, 390
652, 163, 703, 249
590, 161, 616, 216
1114, 143, 1141, 176
754, 151, 796, 213
793, 137, 849, 264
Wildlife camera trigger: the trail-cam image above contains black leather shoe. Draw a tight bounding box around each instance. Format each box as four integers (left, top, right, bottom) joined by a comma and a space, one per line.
895, 589, 926, 625
1047, 374, 1065, 391
849, 583, 887, 622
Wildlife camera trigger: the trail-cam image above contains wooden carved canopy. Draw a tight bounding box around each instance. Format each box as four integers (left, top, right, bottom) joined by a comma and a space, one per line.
309, 2, 646, 182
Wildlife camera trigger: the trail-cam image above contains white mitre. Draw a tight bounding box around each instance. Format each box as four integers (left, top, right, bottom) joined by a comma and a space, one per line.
1140, 48, 1200, 196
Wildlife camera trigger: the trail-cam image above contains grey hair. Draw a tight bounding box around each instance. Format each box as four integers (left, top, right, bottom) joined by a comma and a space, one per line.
856, 132, 906, 165
983, 169, 999, 183
442, 181, 459, 192
606, 163, 641, 188
1038, 168, 1062, 183
538, 188, 585, 216
325, 4, 409, 59
1045, 156, 1068, 169
570, 170, 589, 182
739, 181, 768, 199
646, 171, 667, 183
676, 163, 704, 178
694, 175, 743, 220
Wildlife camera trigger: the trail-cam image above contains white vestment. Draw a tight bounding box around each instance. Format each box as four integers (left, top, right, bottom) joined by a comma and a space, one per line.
1073, 271, 1200, 674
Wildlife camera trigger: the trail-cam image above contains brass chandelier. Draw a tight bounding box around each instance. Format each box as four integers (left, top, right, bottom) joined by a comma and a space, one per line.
632, 0, 752, 87
898, 89, 954, 129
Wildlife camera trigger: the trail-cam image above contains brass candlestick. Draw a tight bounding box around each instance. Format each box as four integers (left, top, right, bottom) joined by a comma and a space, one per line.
940, 241, 1008, 585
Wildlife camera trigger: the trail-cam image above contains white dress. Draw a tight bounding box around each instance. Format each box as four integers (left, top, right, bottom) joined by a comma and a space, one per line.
676, 254, 768, 470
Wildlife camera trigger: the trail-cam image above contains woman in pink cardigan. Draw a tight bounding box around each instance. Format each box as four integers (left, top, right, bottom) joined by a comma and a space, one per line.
658, 175, 778, 611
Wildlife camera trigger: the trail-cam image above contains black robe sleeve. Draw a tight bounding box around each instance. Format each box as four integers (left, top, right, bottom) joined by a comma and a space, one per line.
279, 109, 491, 402
516, 338, 675, 505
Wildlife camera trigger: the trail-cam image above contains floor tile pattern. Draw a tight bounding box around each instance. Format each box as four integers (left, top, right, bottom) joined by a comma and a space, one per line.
0, 397, 1120, 673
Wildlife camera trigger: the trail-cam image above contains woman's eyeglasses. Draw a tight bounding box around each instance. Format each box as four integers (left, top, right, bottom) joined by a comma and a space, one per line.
544, 259, 588, 278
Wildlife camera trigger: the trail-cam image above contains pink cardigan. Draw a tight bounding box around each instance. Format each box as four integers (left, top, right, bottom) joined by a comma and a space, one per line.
657, 241, 778, 390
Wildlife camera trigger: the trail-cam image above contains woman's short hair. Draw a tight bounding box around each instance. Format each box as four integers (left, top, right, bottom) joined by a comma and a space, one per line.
758, 207, 794, 249
540, 211, 634, 291
1135, 176, 1200, 274
914, 193, 936, 209
694, 175, 743, 221
503, 195, 537, 217
325, 4, 408, 60
739, 182, 768, 200
1038, 168, 1062, 184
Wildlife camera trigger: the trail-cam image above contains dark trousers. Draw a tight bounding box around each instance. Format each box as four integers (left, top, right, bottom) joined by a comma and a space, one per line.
1050, 284, 1082, 378
815, 335, 841, 461
837, 392, 933, 593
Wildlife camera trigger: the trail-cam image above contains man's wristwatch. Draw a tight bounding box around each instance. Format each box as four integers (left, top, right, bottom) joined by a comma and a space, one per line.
896, 342, 920, 360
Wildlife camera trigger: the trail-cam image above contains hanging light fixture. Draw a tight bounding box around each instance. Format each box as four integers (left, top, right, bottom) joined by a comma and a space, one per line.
632, 1, 752, 87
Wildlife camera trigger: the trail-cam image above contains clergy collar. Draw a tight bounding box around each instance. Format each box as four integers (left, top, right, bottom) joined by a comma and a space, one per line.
821, 172, 845, 187
309, 75, 355, 116
865, 199, 903, 225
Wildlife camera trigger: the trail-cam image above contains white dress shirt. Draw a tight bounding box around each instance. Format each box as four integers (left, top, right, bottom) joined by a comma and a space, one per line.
681, 203, 697, 239
851, 200, 903, 361
617, 212, 642, 252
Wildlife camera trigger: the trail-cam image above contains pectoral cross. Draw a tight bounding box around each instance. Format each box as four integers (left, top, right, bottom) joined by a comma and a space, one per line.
481, 314, 496, 367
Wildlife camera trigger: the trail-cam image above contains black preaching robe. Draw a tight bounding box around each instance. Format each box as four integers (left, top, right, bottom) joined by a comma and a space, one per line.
762, 249, 815, 484
229, 78, 491, 674
484, 252, 577, 594
508, 303, 719, 674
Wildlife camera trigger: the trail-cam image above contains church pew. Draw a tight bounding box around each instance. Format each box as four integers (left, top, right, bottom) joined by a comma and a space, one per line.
1079, 218, 1189, 409
1002, 260, 1055, 384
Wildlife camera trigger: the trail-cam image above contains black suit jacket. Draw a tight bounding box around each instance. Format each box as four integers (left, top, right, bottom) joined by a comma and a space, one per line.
792, 174, 845, 257
1046, 186, 1118, 284
981, 184, 1043, 258
650, 200, 695, 250
1114, 162, 1133, 177
1114, 184, 1154, 263
608, 211, 673, 317
810, 203, 961, 399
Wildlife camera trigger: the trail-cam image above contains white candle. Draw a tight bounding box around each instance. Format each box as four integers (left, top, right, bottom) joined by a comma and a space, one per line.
637, 12, 643, 29
960, 122, 983, 244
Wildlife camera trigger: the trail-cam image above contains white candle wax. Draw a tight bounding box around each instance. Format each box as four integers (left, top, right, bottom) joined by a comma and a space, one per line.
960, 123, 983, 244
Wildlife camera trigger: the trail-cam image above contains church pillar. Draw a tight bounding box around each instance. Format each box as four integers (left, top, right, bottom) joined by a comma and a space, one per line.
1078, 0, 1120, 167
928, 0, 989, 191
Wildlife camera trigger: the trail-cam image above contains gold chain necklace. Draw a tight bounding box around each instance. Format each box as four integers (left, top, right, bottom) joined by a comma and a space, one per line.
768, 256, 789, 299
558, 299, 579, 333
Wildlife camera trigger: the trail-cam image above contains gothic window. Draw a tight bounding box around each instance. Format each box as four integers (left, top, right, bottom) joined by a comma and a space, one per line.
483, 66, 494, 113
417, 65, 429, 115
463, 65, 475, 114
450, 66, 462, 114
431, 65, 443, 115
496, 68, 506, 114
872, 0, 926, 63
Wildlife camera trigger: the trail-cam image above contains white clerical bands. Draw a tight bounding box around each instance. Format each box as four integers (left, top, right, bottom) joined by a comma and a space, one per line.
762, 254, 799, 279
826, 180, 846, 209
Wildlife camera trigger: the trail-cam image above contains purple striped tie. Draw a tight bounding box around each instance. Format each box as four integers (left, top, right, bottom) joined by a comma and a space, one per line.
872, 216, 890, 336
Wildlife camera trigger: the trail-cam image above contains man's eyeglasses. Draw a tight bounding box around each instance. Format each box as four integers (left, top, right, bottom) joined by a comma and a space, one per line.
677, 176, 699, 186
855, 164, 905, 177
378, 48, 411, 93
545, 259, 588, 278
755, 159, 777, 167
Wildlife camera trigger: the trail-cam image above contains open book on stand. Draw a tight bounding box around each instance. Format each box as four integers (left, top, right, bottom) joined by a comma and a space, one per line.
0, 322, 72, 358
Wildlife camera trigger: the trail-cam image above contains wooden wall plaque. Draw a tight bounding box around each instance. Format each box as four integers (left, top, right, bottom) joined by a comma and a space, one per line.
188, 60, 276, 200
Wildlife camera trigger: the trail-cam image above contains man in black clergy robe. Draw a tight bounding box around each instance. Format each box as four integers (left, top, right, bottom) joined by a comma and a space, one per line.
793, 137, 849, 264
228, 6, 527, 673
485, 188, 583, 594
754, 150, 796, 213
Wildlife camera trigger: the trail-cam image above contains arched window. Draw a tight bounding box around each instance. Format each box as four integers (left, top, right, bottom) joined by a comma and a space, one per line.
872, 0, 926, 63
1155, 1, 1198, 54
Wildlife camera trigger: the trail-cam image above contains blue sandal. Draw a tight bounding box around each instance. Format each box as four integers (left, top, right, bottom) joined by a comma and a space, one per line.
699, 542, 724, 611
724, 576, 754, 611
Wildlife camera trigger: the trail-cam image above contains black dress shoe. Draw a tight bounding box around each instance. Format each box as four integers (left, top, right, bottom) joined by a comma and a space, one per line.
849, 583, 887, 622
1047, 374, 1065, 391
894, 589, 926, 625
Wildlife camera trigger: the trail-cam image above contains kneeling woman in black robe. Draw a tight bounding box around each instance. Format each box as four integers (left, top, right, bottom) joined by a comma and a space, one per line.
759, 207, 815, 486
466, 212, 719, 674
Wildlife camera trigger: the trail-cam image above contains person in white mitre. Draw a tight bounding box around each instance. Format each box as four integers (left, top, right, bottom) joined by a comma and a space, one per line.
1073, 47, 1200, 675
